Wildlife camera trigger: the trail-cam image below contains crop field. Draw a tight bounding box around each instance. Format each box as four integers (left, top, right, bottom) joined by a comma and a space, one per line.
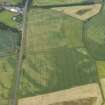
0, 55, 17, 105
27, 9, 84, 49
0, 0, 105, 105
18, 1, 105, 103
84, 5, 105, 60
19, 8, 102, 98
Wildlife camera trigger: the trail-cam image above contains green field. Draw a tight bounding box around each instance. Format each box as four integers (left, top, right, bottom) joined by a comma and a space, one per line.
26, 9, 84, 50
19, 1, 105, 99
0, 0, 105, 104
0, 25, 20, 105
84, 5, 105, 60
0, 24, 20, 55
19, 8, 102, 98
19, 47, 98, 97
0, 55, 17, 105
0, 11, 18, 28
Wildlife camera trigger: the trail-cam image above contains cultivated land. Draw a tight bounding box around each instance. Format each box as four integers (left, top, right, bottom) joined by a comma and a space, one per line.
0, 0, 105, 105
0, 55, 17, 105
84, 5, 105, 60
18, 1, 105, 105
19, 8, 98, 98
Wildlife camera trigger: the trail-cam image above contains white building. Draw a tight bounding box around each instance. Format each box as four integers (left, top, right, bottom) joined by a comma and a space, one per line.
3, 6, 23, 14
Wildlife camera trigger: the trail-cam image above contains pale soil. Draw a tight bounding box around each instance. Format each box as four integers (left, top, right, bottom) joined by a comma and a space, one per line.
101, 79, 105, 97
18, 83, 102, 105
49, 97, 97, 105
53, 4, 102, 21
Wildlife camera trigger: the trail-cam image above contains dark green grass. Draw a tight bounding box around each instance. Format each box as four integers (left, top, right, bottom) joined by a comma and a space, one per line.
0, 27, 20, 56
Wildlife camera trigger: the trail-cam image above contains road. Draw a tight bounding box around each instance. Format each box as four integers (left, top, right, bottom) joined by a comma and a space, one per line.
10, 0, 29, 105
